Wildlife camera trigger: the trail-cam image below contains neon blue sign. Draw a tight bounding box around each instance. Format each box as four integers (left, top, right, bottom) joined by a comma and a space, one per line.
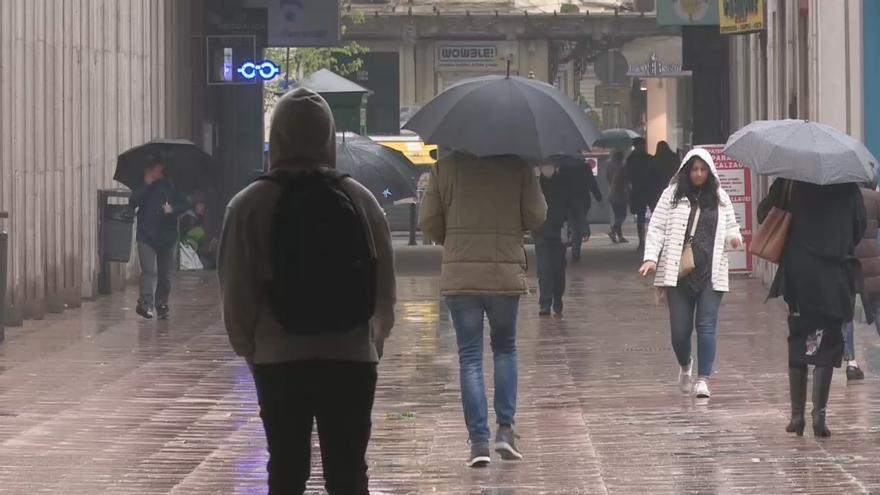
237, 60, 281, 81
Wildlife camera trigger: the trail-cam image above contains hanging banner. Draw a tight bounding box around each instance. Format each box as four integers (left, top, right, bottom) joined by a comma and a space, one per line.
699, 145, 753, 273
657, 0, 720, 26
719, 0, 765, 34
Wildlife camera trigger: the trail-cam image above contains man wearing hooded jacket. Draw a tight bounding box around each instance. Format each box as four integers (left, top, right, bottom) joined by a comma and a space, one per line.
218, 88, 396, 495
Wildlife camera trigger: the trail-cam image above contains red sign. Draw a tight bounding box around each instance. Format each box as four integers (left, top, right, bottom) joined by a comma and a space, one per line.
585, 157, 599, 176
698, 145, 753, 273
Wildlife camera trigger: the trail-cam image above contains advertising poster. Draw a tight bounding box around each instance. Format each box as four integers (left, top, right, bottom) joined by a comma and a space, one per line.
699, 145, 753, 273
719, 0, 765, 34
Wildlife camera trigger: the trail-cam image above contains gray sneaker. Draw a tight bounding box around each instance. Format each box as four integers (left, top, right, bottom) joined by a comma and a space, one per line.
468, 442, 491, 468
495, 426, 523, 460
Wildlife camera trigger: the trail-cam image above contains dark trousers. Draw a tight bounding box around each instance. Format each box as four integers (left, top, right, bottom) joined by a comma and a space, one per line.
137, 242, 174, 307
611, 202, 627, 237
569, 211, 589, 261
535, 238, 567, 312
253, 360, 378, 495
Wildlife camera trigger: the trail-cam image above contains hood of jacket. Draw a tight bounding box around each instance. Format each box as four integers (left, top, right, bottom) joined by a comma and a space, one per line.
268, 88, 336, 171
676, 148, 719, 178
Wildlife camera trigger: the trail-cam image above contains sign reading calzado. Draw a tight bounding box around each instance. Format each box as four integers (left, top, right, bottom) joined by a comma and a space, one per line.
435, 42, 518, 71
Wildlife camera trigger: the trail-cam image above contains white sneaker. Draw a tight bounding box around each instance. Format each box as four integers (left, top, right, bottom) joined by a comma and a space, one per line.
694, 379, 711, 399
678, 361, 693, 394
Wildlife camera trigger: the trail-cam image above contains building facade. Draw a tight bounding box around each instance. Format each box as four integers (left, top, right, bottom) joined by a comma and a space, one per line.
0, 0, 200, 324
727, 0, 871, 282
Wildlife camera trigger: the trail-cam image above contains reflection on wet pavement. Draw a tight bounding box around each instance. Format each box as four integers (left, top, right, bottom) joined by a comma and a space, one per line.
0, 244, 878, 494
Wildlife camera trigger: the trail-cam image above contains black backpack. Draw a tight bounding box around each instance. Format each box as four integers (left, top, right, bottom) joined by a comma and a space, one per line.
256, 167, 377, 335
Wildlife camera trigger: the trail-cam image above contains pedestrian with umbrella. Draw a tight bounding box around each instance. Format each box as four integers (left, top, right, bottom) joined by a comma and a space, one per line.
606, 150, 630, 243
115, 139, 213, 320
411, 67, 597, 467
335, 132, 419, 205
726, 119, 875, 437
593, 128, 640, 150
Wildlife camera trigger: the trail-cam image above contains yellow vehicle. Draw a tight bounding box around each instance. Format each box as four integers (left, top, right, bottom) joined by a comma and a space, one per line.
369, 135, 437, 167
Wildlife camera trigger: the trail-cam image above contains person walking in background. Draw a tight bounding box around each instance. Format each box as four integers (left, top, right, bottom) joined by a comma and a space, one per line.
556, 153, 602, 262
179, 198, 219, 269
625, 137, 665, 251
639, 149, 743, 399
218, 88, 396, 494
130, 159, 190, 320
759, 178, 865, 438
606, 150, 630, 244
840, 181, 880, 381
534, 162, 574, 317
655, 141, 680, 185
419, 151, 546, 468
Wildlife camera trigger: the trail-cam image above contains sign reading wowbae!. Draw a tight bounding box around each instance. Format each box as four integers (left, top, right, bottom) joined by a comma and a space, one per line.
699, 144, 753, 273
435, 42, 518, 71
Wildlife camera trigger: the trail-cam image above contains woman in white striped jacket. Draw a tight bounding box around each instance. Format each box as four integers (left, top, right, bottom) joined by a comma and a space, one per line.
638, 148, 743, 399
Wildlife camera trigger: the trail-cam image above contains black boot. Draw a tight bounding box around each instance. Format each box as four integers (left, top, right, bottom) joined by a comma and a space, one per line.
812, 366, 834, 438
786, 365, 807, 436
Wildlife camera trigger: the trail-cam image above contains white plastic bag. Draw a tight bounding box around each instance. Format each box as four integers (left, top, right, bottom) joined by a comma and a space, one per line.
179, 243, 204, 271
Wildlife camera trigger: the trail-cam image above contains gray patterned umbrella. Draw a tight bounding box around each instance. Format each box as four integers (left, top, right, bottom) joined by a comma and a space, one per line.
724, 119, 877, 185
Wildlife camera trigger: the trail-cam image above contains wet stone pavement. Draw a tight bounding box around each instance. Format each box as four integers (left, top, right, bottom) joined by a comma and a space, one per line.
1, 238, 880, 494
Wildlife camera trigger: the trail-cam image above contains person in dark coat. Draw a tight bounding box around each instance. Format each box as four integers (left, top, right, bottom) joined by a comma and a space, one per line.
760, 178, 866, 438
840, 183, 880, 380
555, 154, 602, 263
130, 160, 190, 320
534, 162, 575, 317
655, 141, 680, 185
606, 151, 630, 243
625, 138, 665, 250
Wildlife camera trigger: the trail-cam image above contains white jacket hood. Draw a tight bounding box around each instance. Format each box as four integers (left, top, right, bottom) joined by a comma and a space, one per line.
676, 147, 719, 178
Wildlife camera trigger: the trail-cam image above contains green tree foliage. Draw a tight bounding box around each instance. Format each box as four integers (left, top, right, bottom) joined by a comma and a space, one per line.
262, 11, 368, 111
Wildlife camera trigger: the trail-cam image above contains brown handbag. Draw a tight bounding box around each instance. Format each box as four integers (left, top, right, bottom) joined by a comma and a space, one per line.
751, 181, 793, 263
679, 206, 701, 279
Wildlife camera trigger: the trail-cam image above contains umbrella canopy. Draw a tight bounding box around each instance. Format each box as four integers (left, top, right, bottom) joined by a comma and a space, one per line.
336, 133, 419, 204
724, 119, 877, 185
115, 139, 214, 194
593, 128, 641, 150
294, 68, 371, 95
403, 75, 601, 159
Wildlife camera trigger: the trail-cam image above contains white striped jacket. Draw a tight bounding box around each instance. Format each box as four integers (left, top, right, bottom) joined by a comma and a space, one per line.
643, 151, 743, 292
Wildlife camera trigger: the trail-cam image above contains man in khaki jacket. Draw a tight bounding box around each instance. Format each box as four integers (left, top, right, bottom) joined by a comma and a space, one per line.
419, 152, 546, 467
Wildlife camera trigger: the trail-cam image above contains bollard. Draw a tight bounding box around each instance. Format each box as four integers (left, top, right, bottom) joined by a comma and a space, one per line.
408, 203, 418, 246
0, 224, 7, 342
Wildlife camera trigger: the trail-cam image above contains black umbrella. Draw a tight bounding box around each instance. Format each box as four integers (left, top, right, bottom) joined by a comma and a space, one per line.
336, 133, 419, 204
404, 74, 601, 159
115, 139, 214, 194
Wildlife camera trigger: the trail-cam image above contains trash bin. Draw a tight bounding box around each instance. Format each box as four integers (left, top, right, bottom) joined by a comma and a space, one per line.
98, 190, 133, 295
103, 205, 135, 262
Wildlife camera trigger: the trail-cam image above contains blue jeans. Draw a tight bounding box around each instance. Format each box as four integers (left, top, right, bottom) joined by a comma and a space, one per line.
667, 286, 724, 377
843, 296, 880, 361
446, 295, 520, 444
